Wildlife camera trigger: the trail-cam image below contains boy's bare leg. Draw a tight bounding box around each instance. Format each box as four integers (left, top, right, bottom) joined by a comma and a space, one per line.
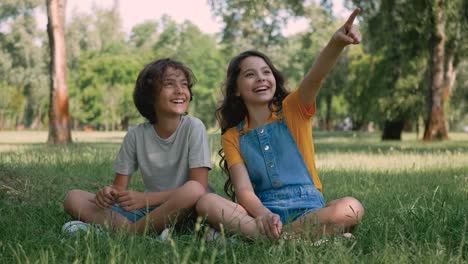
63, 189, 130, 229
133, 180, 206, 234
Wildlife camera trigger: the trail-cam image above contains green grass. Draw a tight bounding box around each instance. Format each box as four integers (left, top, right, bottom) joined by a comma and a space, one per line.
0, 132, 467, 263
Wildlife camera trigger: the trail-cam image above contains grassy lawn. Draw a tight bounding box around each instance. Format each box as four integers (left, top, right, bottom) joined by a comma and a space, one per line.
0, 131, 466, 263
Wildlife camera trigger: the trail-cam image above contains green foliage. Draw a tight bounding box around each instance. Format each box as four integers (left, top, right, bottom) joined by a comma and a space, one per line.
152, 19, 225, 127
129, 21, 159, 48
208, 0, 306, 55
0, 0, 48, 129
349, 0, 429, 127
344, 45, 380, 127
73, 52, 142, 129
349, 0, 468, 136
0, 0, 466, 133
0, 0, 42, 22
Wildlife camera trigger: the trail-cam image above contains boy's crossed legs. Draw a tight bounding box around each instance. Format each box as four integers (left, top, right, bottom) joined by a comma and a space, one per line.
63, 180, 205, 234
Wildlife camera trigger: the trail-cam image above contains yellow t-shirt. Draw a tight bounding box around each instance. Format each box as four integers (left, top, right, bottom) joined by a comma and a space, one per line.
222, 90, 322, 192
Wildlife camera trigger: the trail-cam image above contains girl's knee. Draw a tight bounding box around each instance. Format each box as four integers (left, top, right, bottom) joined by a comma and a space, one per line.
336, 197, 364, 225
344, 197, 364, 219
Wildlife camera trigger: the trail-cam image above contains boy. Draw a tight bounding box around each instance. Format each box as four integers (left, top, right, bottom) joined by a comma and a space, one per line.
63, 58, 211, 235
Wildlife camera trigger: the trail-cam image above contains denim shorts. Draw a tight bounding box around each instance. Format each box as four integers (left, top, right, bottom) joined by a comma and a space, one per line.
256, 185, 325, 224
111, 205, 157, 223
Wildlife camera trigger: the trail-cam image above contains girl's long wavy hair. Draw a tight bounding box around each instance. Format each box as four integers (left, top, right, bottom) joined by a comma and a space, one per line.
215, 50, 290, 201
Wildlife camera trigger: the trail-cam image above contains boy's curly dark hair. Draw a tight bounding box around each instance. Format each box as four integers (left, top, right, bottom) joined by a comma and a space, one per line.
133, 58, 196, 124
215, 50, 289, 200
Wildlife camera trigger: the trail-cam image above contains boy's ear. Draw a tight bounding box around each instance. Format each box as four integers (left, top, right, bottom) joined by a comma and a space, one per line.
235, 91, 240, 97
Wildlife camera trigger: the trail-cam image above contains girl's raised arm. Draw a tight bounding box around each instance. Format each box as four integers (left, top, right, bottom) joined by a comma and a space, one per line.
298, 8, 361, 107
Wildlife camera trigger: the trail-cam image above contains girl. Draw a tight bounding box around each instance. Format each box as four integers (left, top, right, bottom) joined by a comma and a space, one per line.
197, 9, 364, 240
63, 58, 211, 235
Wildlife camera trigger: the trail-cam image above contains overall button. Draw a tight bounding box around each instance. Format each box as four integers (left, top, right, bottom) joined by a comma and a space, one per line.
260, 128, 264, 134
267, 162, 274, 168
273, 181, 281, 187
264, 145, 270, 151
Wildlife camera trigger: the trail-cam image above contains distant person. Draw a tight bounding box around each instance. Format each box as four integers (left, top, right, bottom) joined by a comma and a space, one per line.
63, 58, 211, 235
197, 9, 364, 241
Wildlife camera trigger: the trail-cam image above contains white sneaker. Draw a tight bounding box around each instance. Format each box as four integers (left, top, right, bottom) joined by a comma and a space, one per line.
62, 220, 104, 235
159, 228, 170, 241
206, 227, 220, 242
62, 220, 89, 234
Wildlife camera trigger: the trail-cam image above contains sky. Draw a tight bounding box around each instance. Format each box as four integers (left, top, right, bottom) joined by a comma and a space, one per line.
61, 0, 351, 36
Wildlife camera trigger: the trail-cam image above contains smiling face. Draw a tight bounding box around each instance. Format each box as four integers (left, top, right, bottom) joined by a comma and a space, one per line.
236, 56, 277, 107
154, 67, 191, 118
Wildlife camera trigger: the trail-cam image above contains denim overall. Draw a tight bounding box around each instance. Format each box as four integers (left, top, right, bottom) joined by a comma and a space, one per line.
237, 106, 325, 224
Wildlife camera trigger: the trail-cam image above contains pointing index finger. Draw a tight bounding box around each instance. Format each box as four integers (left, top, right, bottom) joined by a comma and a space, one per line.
345, 8, 360, 28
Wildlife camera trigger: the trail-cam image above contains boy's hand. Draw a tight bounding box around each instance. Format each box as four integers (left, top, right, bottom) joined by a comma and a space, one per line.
95, 186, 118, 209
116, 191, 148, 211
332, 8, 361, 47
255, 212, 283, 240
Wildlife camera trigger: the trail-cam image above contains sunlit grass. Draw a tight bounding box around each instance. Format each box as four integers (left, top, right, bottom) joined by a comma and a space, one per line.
0, 131, 467, 263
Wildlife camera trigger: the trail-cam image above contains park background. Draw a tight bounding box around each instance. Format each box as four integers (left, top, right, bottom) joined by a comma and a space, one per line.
0, 0, 467, 263
0, 0, 466, 140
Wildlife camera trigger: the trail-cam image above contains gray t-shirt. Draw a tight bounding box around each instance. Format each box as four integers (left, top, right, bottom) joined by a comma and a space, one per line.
113, 116, 211, 192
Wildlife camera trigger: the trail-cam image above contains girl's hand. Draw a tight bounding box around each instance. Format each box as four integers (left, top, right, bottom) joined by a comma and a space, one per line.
332, 8, 361, 47
95, 186, 118, 209
255, 213, 283, 240
116, 191, 148, 211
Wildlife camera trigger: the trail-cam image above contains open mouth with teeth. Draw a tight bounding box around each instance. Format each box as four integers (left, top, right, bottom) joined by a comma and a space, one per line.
254, 86, 269, 93
170, 99, 186, 104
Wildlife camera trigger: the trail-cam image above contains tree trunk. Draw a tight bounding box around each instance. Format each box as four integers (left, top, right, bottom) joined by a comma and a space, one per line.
381, 0, 404, 141
121, 116, 130, 131
31, 108, 43, 129
23, 83, 34, 128
423, 0, 448, 141
0, 111, 4, 130
443, 50, 457, 104
382, 119, 405, 140
324, 93, 333, 131
46, 0, 72, 144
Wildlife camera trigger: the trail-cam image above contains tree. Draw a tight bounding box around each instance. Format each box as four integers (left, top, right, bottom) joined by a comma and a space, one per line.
0, 0, 48, 130
129, 21, 159, 48
208, 0, 305, 55
423, 0, 447, 140
74, 52, 141, 130
153, 18, 225, 128
350, 0, 467, 140
46, 0, 72, 144
423, 0, 467, 140
355, 0, 427, 140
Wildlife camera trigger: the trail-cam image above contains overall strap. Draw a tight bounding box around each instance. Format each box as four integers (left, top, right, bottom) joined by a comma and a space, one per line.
236, 120, 246, 132
236, 101, 286, 133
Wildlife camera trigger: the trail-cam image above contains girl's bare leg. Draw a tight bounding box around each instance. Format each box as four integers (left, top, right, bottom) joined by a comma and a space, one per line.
196, 193, 264, 239
286, 196, 364, 237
